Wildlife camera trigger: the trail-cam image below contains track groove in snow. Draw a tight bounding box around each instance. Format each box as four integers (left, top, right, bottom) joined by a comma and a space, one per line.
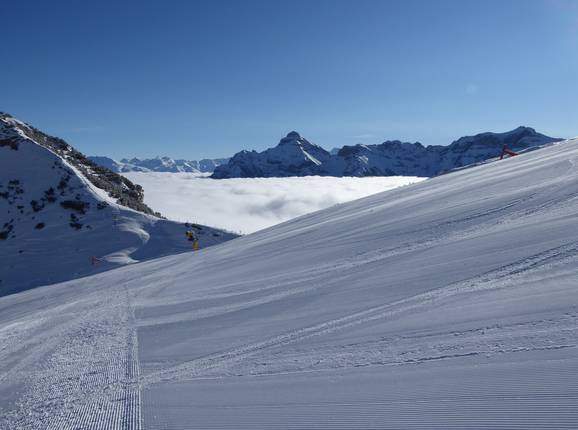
142, 353, 578, 429
0, 283, 142, 430
143, 241, 578, 383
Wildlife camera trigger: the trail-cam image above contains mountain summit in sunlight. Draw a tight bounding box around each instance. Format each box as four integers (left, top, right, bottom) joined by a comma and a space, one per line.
212, 127, 562, 178
88, 155, 229, 173
212, 131, 332, 178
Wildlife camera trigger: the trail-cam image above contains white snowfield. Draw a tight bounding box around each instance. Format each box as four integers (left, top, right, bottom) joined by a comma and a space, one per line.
1, 138, 578, 429
123, 172, 424, 234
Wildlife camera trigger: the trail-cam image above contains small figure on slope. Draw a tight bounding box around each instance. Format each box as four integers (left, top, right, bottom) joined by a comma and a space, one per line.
185, 229, 200, 251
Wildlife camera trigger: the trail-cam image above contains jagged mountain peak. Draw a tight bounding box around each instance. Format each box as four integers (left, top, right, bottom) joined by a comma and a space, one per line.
283, 131, 302, 140
212, 132, 331, 178
277, 131, 326, 152
510, 125, 536, 133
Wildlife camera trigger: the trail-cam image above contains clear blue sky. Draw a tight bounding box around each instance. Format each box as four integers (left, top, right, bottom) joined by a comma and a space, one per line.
2, 0, 577, 159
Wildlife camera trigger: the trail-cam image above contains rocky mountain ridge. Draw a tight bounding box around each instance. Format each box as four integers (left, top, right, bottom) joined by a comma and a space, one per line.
1, 113, 159, 215
212, 127, 562, 178
89, 155, 229, 173
1, 112, 236, 295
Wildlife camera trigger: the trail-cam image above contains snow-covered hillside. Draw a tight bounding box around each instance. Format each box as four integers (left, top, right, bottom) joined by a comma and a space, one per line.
0, 114, 236, 296
89, 155, 229, 173
1, 136, 578, 428
212, 127, 561, 178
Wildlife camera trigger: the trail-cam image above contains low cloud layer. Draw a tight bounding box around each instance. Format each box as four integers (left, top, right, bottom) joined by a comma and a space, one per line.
125, 173, 425, 234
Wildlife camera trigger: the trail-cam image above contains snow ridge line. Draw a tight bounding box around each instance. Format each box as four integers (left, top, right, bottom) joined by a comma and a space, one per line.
142, 241, 578, 384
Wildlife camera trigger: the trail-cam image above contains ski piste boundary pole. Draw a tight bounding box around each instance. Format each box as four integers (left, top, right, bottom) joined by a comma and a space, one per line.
91, 256, 104, 266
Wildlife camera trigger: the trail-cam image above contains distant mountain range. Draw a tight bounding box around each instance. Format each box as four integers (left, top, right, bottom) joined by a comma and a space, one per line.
211, 128, 562, 178
88, 156, 229, 173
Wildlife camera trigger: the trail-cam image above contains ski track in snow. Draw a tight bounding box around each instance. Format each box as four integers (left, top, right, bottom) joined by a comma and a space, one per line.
0, 282, 141, 429
141, 241, 578, 383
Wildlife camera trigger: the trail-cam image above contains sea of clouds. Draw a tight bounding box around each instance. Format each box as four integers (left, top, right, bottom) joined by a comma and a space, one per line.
124, 173, 425, 234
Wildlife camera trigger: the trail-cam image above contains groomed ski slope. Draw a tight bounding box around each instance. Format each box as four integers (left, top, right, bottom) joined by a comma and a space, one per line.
1, 138, 578, 429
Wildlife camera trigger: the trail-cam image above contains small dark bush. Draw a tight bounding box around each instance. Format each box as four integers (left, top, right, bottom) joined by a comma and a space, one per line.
0, 138, 19, 150
35, 222, 45, 230
0, 224, 12, 239
44, 187, 56, 199
30, 200, 44, 212
69, 213, 82, 229
57, 176, 70, 190
60, 200, 89, 214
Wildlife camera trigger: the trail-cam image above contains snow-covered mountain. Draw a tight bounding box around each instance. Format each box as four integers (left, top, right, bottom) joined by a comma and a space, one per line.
211, 131, 331, 178
0, 113, 236, 296
212, 127, 562, 178
1, 134, 577, 428
89, 155, 229, 173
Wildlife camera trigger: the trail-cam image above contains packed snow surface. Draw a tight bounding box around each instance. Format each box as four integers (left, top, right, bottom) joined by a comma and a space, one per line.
123, 172, 424, 233
1, 138, 578, 429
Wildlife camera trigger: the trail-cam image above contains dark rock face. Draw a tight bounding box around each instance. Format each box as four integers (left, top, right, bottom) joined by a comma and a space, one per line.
212, 127, 562, 179
0, 112, 160, 216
